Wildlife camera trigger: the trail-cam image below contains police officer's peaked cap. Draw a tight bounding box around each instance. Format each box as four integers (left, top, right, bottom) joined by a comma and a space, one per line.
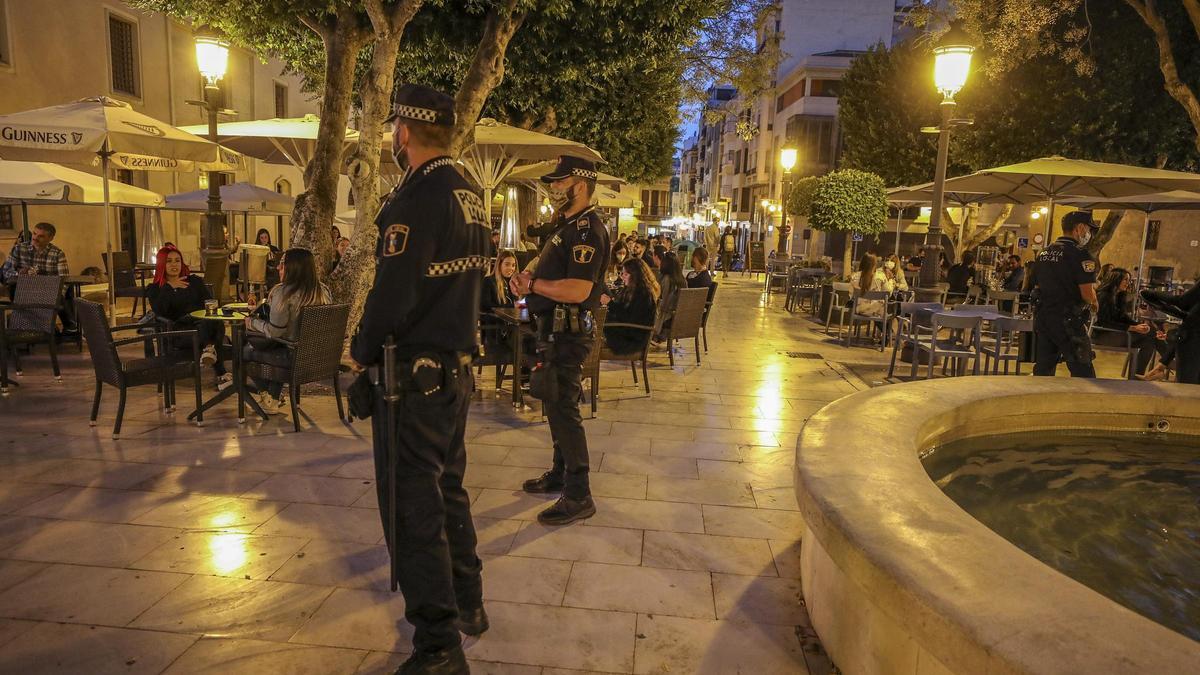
541, 156, 598, 183
1062, 210, 1099, 230
386, 83, 456, 127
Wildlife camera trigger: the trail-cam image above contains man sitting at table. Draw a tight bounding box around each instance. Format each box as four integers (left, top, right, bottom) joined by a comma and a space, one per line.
2, 222, 72, 329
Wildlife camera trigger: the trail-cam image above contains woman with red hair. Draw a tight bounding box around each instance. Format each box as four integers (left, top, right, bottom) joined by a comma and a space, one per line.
145, 245, 231, 389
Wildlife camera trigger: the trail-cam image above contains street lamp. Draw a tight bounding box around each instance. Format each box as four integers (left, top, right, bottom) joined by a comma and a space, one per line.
920, 21, 974, 291
191, 29, 232, 299
778, 146, 798, 254
779, 147, 798, 173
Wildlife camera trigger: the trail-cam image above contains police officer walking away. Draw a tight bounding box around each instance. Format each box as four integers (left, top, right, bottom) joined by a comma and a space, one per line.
510, 156, 610, 525
1032, 211, 1101, 378
350, 84, 491, 675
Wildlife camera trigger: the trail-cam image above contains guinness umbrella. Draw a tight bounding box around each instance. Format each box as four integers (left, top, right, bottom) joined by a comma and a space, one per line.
179, 114, 358, 181
0, 96, 241, 318
165, 182, 295, 245
461, 118, 604, 249
935, 157, 1200, 244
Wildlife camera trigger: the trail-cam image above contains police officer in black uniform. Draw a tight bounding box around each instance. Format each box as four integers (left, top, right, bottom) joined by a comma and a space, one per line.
510, 156, 610, 525
1032, 211, 1101, 378
350, 84, 491, 675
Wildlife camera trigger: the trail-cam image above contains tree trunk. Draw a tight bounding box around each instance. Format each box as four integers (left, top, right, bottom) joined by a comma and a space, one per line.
963, 204, 1015, 251
1085, 209, 1125, 260
290, 15, 369, 280
1124, 0, 1200, 152
842, 233, 854, 280
448, 0, 528, 157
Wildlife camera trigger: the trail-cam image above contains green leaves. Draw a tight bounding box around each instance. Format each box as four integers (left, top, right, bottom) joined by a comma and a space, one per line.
784, 176, 818, 218
807, 169, 887, 236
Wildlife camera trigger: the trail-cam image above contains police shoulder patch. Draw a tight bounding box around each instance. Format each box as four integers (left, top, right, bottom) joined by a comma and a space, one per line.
573, 245, 596, 264
382, 223, 409, 257
1082, 260, 1097, 273
454, 189, 488, 228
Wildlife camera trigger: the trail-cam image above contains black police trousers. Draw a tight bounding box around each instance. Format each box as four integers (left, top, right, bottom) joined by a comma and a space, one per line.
540, 337, 593, 499
1033, 314, 1095, 378
371, 362, 482, 654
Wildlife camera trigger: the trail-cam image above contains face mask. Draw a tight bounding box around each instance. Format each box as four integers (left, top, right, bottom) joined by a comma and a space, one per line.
884, 261, 895, 270
391, 142, 410, 173
548, 186, 570, 211
1078, 230, 1092, 246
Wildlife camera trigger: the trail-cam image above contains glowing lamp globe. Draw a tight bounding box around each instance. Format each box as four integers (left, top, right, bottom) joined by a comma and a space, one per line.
779, 148, 798, 172
932, 22, 974, 99
195, 34, 230, 84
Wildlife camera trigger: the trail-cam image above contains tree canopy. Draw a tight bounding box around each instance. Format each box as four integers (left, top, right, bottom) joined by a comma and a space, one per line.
808, 169, 887, 235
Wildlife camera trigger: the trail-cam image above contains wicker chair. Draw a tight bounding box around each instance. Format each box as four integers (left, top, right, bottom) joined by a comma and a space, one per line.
76, 299, 202, 439
243, 303, 350, 432
580, 307, 608, 415
598, 307, 654, 397
661, 287, 709, 366
476, 316, 515, 392
102, 251, 146, 318
699, 282, 718, 352
0, 275, 64, 392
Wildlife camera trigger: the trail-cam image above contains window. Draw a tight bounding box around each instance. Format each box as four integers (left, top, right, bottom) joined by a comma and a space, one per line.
0, 205, 13, 230
809, 79, 841, 98
108, 14, 140, 97
274, 82, 288, 118
1146, 220, 1161, 251
786, 115, 839, 173
775, 80, 805, 113
0, 1, 11, 66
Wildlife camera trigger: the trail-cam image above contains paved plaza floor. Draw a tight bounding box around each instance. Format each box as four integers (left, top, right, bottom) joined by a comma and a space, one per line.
0, 274, 1120, 673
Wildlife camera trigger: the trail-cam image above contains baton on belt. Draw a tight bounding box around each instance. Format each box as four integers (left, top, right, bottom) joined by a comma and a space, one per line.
382, 335, 400, 592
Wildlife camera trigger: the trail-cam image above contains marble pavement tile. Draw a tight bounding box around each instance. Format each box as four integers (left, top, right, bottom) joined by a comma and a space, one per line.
288, 587, 413, 653
633, 613, 809, 675
599, 454, 699, 479
712, 573, 808, 625
585, 497, 704, 534
242, 474, 375, 507
133, 465, 272, 497
702, 505, 806, 540
269, 539, 391, 591
0, 559, 46, 595
753, 486, 801, 511
0, 563, 188, 625
14, 486, 176, 523
254, 502, 382, 544
509, 522, 642, 565
584, 434, 652, 455
697, 460, 793, 488
7, 457, 170, 490
470, 489, 558, 522
769, 539, 804, 579
474, 516, 524, 556
131, 575, 333, 641
463, 601, 636, 673
587, 472, 648, 500
480, 555, 573, 605
465, 444, 513, 466
0, 481, 66, 514
131, 531, 307, 580
0, 622, 198, 675
0, 617, 38, 650
132, 495, 289, 532
1, 518, 180, 567
162, 637, 367, 675
563, 561, 715, 620
649, 438, 742, 461
356, 651, 542, 675
332, 456, 377, 480
646, 476, 755, 507
642, 531, 777, 577
231, 447, 359, 476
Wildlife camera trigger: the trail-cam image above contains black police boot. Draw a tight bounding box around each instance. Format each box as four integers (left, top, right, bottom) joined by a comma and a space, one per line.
522, 470, 564, 494
456, 605, 489, 636
394, 645, 469, 675
537, 495, 596, 526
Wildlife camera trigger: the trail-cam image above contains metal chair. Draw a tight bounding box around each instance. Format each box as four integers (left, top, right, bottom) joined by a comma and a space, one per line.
844, 290, 890, 350
581, 307, 612, 414
911, 313, 983, 380
699, 282, 718, 353
102, 251, 146, 318
1089, 324, 1141, 380
76, 299, 202, 439
824, 282, 853, 337
662, 287, 708, 366
476, 316, 515, 392
981, 316, 1033, 375
785, 270, 819, 313
989, 290, 1020, 316
0, 275, 64, 392
236, 245, 271, 300
886, 302, 946, 379
964, 284, 985, 304
243, 303, 350, 432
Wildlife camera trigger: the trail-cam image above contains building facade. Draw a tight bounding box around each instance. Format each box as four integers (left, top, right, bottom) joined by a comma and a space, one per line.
0, 0, 350, 273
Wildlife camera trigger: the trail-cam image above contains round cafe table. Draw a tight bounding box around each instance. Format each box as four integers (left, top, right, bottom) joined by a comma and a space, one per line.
186, 303, 267, 424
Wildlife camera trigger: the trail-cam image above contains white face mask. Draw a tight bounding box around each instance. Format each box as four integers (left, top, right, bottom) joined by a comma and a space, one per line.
547, 187, 570, 211
1078, 229, 1092, 246
391, 142, 410, 173
884, 261, 896, 270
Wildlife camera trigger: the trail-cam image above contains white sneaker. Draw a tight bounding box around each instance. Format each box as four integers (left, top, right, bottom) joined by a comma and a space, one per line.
200, 346, 217, 366
216, 373, 234, 391
260, 392, 287, 415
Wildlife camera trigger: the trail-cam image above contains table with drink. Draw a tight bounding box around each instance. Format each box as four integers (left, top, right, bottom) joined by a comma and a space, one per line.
187, 293, 268, 423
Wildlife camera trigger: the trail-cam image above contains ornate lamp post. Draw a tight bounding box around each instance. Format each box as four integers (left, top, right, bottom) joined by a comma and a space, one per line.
778, 147, 797, 255
193, 30, 232, 298
919, 22, 974, 291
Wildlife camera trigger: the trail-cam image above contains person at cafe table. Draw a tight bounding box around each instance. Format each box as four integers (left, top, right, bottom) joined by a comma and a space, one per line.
2, 222, 73, 330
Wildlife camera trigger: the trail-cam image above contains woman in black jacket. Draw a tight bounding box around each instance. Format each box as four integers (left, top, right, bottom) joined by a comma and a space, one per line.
144, 245, 230, 388
601, 258, 660, 355
481, 250, 518, 358
1094, 267, 1169, 377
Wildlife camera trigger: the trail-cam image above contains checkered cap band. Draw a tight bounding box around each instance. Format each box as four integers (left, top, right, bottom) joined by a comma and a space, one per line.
426, 255, 490, 277
395, 104, 439, 124
572, 168, 598, 180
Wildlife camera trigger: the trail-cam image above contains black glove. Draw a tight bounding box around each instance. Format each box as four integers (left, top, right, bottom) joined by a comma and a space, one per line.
347, 371, 375, 420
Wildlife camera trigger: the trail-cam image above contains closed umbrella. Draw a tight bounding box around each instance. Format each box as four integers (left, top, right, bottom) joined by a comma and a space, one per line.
0, 96, 240, 318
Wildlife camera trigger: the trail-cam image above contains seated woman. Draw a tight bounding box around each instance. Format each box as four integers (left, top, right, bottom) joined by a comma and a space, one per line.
849, 252, 886, 318
946, 251, 975, 300
328, 237, 351, 277
1094, 267, 1169, 378
144, 245, 231, 390
253, 228, 283, 287
653, 251, 686, 341
686, 247, 714, 288
481, 249, 518, 358
601, 258, 660, 355
608, 240, 629, 288
881, 254, 908, 295
244, 248, 331, 414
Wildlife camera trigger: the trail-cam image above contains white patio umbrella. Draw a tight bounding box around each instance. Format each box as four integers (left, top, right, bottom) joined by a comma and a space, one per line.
935, 157, 1200, 244
595, 189, 637, 210
507, 160, 626, 189
1061, 190, 1200, 303
886, 183, 1022, 257
165, 182, 295, 245
0, 96, 240, 318
179, 114, 359, 179
0, 159, 164, 209
461, 118, 604, 249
